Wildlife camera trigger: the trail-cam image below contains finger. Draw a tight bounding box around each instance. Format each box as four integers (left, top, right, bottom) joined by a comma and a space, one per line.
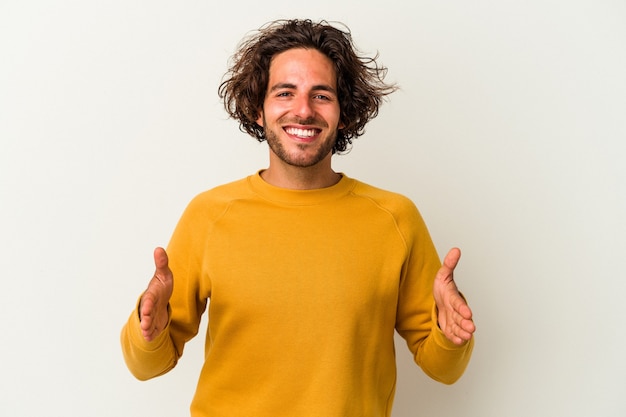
461, 318, 476, 335
452, 305, 476, 336
457, 318, 476, 340
139, 295, 162, 341
451, 294, 473, 320
444, 316, 473, 344
139, 293, 156, 328
441, 295, 475, 342
142, 326, 159, 342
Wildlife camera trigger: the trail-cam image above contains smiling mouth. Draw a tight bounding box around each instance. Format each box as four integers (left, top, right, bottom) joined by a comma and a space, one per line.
284, 127, 320, 139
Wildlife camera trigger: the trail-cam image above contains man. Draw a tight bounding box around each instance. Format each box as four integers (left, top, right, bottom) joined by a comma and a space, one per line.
121, 19, 475, 417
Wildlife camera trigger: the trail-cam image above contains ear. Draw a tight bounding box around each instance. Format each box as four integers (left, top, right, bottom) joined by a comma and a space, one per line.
256, 109, 264, 127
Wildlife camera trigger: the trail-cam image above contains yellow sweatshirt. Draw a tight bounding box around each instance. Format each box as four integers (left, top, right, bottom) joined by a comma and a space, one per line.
121, 172, 473, 417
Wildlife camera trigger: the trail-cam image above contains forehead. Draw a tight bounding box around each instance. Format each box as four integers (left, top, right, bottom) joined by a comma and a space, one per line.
268, 48, 337, 85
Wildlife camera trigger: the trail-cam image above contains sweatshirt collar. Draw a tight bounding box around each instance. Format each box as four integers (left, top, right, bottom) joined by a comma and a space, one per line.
247, 170, 356, 206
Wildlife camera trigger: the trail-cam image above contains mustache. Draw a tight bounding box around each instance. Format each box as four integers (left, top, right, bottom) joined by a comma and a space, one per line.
278, 116, 328, 128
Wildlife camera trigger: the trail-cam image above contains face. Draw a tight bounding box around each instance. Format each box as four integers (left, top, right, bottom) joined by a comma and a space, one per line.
257, 48, 344, 168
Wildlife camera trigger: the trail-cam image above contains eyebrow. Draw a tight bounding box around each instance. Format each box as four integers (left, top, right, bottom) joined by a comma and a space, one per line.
269, 82, 337, 95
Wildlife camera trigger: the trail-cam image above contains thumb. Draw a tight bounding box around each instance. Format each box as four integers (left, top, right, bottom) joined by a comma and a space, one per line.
153, 247, 171, 278
442, 247, 461, 272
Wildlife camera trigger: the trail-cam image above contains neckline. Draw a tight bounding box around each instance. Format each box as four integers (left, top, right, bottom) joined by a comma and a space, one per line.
247, 170, 356, 206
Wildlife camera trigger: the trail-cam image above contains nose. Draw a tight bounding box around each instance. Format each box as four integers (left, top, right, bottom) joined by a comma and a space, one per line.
293, 95, 315, 120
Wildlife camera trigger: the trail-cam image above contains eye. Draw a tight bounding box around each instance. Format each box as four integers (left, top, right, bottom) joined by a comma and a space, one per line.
313, 94, 332, 101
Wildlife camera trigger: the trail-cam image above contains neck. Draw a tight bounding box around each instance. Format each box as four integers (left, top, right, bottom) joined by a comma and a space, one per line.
261, 154, 341, 190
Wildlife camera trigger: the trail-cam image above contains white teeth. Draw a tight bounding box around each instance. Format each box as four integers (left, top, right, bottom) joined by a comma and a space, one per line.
285, 127, 317, 138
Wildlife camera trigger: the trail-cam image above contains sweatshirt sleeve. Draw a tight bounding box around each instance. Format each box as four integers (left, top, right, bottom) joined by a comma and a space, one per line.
120, 193, 213, 380
394, 200, 474, 384
413, 302, 474, 384
120, 300, 179, 381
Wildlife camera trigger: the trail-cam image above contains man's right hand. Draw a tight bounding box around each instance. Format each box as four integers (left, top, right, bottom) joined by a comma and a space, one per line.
139, 247, 173, 342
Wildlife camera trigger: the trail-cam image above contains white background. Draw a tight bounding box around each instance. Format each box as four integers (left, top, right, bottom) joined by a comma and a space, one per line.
1, 1, 625, 416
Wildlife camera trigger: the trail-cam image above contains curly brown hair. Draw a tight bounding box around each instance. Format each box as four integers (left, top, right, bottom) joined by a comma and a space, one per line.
218, 19, 397, 154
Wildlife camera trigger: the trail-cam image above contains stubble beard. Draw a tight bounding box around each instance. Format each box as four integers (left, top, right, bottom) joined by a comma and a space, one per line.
264, 117, 337, 168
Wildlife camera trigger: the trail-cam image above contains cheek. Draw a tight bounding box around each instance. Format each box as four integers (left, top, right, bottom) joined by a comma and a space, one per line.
257, 103, 285, 126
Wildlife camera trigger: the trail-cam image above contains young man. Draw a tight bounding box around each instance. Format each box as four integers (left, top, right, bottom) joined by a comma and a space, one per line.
121, 19, 475, 417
